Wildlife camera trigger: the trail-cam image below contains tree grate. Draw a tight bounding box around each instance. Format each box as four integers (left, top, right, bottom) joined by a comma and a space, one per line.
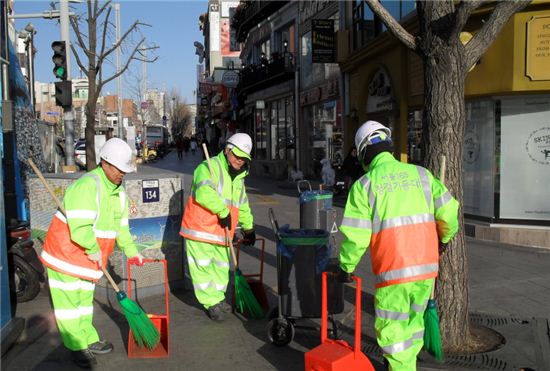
445, 353, 512, 370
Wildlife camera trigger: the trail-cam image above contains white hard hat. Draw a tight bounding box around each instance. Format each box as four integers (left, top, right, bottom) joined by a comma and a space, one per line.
226, 133, 252, 160
355, 120, 392, 157
99, 138, 136, 173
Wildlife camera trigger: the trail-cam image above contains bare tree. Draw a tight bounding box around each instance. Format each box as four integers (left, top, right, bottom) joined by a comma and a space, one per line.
70, 0, 158, 170
364, 0, 530, 352
169, 90, 193, 139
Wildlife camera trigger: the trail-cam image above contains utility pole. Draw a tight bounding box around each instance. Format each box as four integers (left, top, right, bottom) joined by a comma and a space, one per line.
60, 0, 75, 167
114, 3, 123, 139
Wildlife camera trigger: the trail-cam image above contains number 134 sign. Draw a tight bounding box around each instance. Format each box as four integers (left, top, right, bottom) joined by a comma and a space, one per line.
142, 179, 160, 203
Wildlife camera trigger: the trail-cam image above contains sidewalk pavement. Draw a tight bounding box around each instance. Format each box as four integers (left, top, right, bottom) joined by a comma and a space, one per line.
2, 151, 549, 370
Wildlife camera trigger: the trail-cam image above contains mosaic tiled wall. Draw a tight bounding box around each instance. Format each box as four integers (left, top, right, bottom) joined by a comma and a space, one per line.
28, 173, 185, 291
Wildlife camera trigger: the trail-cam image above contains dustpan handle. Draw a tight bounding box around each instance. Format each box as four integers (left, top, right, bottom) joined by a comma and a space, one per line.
320, 272, 362, 357
127, 259, 170, 317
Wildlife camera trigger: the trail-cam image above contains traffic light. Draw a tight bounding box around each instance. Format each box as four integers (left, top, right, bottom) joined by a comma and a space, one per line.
55, 81, 72, 108
51, 40, 67, 80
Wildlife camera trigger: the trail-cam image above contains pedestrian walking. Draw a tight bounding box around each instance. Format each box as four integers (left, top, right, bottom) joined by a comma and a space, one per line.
341, 146, 363, 190
180, 133, 256, 321
337, 120, 459, 370
176, 136, 184, 159
39, 138, 144, 369
190, 137, 198, 155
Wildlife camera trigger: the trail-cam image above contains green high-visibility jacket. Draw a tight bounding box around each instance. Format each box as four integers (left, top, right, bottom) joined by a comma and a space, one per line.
180, 151, 253, 245
41, 166, 138, 281
339, 152, 459, 288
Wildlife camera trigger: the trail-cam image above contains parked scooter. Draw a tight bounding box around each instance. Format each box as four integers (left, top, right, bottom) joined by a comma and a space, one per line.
7, 219, 44, 303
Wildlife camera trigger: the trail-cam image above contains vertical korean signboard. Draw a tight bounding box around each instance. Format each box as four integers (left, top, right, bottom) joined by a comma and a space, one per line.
311, 19, 335, 63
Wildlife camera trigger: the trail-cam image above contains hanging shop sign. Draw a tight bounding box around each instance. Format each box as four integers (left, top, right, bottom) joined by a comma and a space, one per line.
366, 68, 396, 113
311, 19, 335, 63
222, 70, 239, 88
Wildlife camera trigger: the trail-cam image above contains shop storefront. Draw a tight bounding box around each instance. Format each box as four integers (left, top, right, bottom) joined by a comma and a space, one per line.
299, 2, 342, 177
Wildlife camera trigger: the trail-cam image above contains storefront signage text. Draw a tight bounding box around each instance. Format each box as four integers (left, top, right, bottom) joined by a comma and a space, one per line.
526, 16, 550, 81
311, 19, 335, 63
367, 69, 395, 113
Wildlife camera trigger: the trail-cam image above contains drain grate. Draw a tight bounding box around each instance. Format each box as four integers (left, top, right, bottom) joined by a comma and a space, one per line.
469, 313, 531, 327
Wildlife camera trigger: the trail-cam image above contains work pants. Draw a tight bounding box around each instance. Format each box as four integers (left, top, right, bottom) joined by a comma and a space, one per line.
47, 268, 100, 351
185, 239, 230, 309
375, 279, 433, 371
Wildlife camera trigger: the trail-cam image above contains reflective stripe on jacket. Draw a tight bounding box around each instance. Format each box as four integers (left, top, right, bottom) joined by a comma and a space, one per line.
180, 151, 253, 245
339, 152, 459, 288
40, 167, 138, 281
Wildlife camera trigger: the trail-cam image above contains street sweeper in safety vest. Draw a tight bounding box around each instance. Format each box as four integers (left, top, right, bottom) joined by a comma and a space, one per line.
337, 120, 459, 370
40, 138, 144, 368
180, 133, 256, 321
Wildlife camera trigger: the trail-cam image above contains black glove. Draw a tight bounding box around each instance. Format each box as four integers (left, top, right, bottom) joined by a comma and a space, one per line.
241, 229, 256, 246
338, 267, 353, 283
439, 242, 449, 254
218, 213, 231, 229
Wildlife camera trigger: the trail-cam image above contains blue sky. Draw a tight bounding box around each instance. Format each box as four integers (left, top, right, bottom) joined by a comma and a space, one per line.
13, 0, 207, 103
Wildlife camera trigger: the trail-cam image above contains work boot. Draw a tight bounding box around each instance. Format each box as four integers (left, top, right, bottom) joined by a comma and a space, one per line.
217, 301, 233, 313
72, 349, 97, 369
207, 303, 225, 321
88, 340, 113, 354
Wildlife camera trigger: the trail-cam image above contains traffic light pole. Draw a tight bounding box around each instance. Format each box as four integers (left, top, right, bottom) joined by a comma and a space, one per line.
60, 0, 74, 167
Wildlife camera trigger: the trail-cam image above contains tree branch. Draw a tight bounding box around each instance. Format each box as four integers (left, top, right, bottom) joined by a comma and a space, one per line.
98, 5, 112, 65
450, 0, 483, 40
99, 39, 148, 88
95, 0, 111, 18
100, 20, 142, 62
364, 0, 416, 51
464, 0, 530, 70
70, 15, 94, 59
70, 44, 89, 75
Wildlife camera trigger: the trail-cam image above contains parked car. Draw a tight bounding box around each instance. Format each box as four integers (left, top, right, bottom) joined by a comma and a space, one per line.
74, 143, 86, 168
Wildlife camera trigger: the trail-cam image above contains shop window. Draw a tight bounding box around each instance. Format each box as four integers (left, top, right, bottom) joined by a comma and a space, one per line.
306, 100, 343, 177
268, 96, 295, 161
254, 107, 268, 159
353, 0, 415, 50
407, 109, 423, 165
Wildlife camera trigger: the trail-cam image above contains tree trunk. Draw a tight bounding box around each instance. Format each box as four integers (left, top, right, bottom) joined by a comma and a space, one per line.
418, 2, 469, 353
85, 71, 98, 171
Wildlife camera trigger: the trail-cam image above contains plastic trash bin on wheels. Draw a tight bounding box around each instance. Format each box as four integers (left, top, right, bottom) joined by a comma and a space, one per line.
268, 208, 343, 346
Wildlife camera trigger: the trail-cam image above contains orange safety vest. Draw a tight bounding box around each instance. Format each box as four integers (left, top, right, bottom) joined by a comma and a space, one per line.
40, 173, 123, 282
40, 212, 115, 281
180, 155, 246, 245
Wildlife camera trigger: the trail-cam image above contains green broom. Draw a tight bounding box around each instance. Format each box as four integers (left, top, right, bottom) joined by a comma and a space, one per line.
202, 144, 264, 319
28, 158, 161, 350
423, 156, 446, 362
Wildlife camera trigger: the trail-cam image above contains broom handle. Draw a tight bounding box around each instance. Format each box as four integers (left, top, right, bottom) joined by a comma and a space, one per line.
432, 155, 447, 300
28, 158, 65, 213
202, 143, 238, 268
28, 158, 122, 293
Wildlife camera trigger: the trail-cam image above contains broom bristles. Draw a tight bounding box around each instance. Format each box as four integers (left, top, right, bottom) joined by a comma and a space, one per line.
118, 295, 161, 350
423, 299, 444, 362
234, 269, 264, 319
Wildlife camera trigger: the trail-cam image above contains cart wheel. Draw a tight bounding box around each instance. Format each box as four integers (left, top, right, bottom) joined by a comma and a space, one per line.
267, 318, 294, 346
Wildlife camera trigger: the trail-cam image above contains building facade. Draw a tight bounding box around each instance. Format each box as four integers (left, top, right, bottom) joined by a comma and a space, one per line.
338, 1, 550, 241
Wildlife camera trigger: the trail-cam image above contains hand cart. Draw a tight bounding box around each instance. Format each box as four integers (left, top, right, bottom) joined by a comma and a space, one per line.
267, 208, 343, 346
